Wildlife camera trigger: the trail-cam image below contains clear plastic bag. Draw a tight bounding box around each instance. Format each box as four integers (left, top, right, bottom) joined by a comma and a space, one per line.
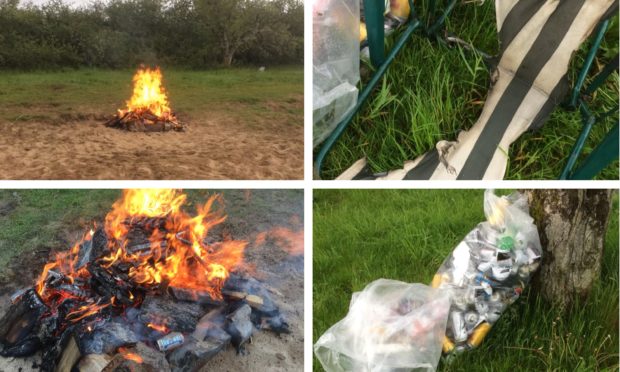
431, 190, 542, 352
314, 279, 450, 372
312, 0, 360, 147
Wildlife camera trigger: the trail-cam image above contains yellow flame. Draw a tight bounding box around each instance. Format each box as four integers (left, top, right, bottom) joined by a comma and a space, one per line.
123, 67, 171, 117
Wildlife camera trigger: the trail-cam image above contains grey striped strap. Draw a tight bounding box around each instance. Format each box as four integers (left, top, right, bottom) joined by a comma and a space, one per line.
340, 0, 616, 180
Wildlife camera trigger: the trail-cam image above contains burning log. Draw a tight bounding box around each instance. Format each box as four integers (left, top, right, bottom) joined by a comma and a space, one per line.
103, 343, 171, 372
76, 229, 109, 269
77, 320, 141, 355
0, 289, 47, 357
169, 287, 223, 307
138, 296, 203, 335
88, 264, 139, 306
122, 217, 168, 231
105, 67, 185, 132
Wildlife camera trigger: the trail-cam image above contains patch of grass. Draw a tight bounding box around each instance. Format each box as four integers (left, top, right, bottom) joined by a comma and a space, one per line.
319, 2, 618, 180
0, 66, 303, 126
0, 190, 120, 272
313, 189, 619, 371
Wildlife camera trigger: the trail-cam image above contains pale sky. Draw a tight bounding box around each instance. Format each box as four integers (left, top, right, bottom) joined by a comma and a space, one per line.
20, 0, 302, 8
21, 0, 103, 8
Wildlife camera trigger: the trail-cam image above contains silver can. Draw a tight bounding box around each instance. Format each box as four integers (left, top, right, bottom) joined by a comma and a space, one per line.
464, 311, 479, 329
451, 311, 468, 343
157, 332, 184, 351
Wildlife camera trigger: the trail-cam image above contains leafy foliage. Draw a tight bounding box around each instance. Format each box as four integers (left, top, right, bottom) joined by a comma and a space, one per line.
0, 0, 303, 69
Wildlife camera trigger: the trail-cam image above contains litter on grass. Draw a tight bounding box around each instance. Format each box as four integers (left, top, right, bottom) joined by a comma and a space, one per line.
314, 280, 450, 372
314, 190, 542, 371
432, 190, 542, 352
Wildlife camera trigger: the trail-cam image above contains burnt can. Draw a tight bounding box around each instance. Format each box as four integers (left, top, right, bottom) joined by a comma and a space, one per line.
451, 311, 468, 343
467, 322, 492, 348
10, 288, 28, 304
157, 332, 184, 351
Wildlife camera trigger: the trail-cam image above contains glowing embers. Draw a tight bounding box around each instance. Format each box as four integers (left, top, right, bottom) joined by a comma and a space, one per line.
105, 67, 185, 132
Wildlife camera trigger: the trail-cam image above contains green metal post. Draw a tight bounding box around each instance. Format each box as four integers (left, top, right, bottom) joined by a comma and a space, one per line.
314, 19, 421, 179
583, 53, 619, 97
365, 0, 386, 67
569, 122, 619, 180
567, 19, 609, 109
560, 105, 596, 179
427, 0, 458, 36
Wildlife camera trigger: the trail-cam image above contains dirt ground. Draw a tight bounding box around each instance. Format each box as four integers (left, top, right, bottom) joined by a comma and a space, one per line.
0, 114, 303, 180
0, 190, 304, 371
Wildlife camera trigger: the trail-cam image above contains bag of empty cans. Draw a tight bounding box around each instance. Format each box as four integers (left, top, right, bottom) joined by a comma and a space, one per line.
314, 279, 450, 372
431, 190, 542, 353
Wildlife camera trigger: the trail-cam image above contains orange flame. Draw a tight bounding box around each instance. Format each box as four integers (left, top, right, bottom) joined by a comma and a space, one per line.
147, 323, 168, 333
66, 300, 111, 322
119, 347, 143, 364
256, 227, 304, 255
35, 229, 94, 300
120, 67, 171, 118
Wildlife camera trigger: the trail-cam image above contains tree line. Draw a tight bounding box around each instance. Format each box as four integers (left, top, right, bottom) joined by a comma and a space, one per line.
0, 0, 303, 70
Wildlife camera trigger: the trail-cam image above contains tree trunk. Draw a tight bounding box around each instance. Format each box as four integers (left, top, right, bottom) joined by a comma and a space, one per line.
223, 53, 234, 67
524, 189, 614, 309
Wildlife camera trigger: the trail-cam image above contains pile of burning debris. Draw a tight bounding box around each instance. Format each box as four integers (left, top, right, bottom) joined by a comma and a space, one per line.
105, 67, 185, 132
0, 190, 288, 372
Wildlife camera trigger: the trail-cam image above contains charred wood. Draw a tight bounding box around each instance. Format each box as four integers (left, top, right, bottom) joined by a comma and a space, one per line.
0, 289, 47, 357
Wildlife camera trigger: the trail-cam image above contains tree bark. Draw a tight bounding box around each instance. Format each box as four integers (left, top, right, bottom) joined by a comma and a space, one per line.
524, 189, 614, 309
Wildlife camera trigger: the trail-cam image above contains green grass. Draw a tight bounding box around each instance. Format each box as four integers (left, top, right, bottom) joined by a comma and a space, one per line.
313, 189, 619, 371
319, 2, 619, 180
0, 66, 303, 125
0, 189, 120, 272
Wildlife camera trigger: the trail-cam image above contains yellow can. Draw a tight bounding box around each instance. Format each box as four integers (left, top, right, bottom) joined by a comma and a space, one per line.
468, 322, 492, 348
359, 23, 368, 43
389, 0, 411, 21
442, 336, 455, 353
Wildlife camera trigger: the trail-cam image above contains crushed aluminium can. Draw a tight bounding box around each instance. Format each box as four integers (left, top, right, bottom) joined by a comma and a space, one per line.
157, 332, 184, 351
450, 311, 468, 343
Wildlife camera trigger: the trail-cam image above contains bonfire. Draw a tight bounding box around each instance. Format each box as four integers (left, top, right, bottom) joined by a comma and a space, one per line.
105, 67, 185, 132
0, 190, 290, 371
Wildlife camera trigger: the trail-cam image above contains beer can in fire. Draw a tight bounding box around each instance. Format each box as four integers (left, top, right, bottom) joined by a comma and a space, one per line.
157, 332, 184, 351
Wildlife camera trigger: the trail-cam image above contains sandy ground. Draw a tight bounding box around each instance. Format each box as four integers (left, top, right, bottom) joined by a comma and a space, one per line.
0, 190, 304, 371
0, 115, 303, 180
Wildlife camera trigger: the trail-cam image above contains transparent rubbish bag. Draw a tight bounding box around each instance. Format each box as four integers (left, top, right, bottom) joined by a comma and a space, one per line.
431, 190, 542, 353
313, 0, 360, 147
314, 279, 450, 372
